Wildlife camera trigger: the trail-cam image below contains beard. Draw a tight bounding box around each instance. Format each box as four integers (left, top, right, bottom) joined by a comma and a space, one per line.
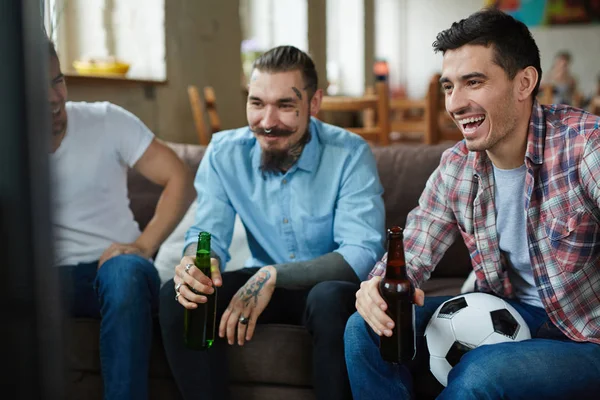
257, 126, 311, 174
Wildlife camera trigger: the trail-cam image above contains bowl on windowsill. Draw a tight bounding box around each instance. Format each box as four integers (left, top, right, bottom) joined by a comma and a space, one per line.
72, 58, 130, 77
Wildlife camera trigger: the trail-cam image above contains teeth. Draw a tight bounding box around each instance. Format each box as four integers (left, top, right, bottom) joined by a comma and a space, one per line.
458, 116, 485, 125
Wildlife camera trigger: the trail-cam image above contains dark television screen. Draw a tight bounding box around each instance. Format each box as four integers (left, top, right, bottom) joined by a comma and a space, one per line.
0, 0, 64, 398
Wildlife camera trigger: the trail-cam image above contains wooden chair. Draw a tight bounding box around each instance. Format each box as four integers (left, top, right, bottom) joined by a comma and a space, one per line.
187, 85, 221, 145
388, 95, 429, 143
203, 86, 221, 134
590, 96, 600, 116
319, 81, 391, 145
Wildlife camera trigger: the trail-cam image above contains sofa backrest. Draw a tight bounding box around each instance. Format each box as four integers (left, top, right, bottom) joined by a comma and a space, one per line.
371, 143, 471, 279
128, 141, 471, 279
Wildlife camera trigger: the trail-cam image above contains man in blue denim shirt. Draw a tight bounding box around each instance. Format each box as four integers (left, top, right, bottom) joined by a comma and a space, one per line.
159, 46, 385, 400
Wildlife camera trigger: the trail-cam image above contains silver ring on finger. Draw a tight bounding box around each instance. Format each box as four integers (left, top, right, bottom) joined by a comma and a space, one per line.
175, 282, 183, 293
175, 292, 181, 302
184, 263, 194, 273
238, 316, 250, 325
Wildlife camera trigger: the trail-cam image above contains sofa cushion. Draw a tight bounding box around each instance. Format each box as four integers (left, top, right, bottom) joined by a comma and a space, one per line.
65, 318, 173, 379
228, 324, 313, 386
66, 320, 313, 387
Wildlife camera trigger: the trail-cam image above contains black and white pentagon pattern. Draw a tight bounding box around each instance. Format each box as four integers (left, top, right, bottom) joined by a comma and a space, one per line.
437, 296, 468, 319
490, 309, 520, 340
446, 341, 476, 367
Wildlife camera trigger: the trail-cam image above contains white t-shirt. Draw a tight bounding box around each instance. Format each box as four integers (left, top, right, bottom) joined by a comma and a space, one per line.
50, 101, 154, 266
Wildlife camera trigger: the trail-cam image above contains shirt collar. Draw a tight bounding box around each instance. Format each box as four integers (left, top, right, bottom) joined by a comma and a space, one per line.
524, 100, 545, 166
251, 117, 322, 174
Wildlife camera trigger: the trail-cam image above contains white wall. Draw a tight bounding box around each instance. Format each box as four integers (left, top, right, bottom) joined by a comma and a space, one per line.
378, 0, 600, 99
532, 24, 600, 98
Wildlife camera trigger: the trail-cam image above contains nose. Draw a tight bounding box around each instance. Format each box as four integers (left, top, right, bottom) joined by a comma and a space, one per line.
48, 85, 60, 104
445, 87, 469, 117
260, 105, 279, 129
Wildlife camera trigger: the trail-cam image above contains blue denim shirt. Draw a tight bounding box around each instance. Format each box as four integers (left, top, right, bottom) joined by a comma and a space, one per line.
185, 117, 385, 280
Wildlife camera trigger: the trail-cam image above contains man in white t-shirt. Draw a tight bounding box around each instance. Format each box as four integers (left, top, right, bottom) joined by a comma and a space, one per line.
47, 39, 195, 400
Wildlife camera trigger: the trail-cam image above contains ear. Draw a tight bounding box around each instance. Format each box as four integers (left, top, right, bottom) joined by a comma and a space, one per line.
515, 66, 538, 102
309, 88, 323, 117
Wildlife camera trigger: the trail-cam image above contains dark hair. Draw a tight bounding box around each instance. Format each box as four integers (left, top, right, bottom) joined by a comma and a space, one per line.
252, 45, 318, 98
48, 37, 58, 61
433, 8, 542, 98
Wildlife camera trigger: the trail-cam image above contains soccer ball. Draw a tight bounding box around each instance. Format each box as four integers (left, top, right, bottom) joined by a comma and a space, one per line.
424, 292, 531, 387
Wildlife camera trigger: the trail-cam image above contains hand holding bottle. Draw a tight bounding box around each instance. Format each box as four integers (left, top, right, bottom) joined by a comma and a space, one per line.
173, 255, 221, 309
355, 276, 424, 337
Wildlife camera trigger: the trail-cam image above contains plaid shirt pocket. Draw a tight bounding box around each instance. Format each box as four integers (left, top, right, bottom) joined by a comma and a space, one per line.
545, 211, 600, 273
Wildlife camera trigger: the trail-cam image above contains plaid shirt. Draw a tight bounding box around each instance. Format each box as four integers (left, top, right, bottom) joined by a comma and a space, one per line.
369, 101, 600, 344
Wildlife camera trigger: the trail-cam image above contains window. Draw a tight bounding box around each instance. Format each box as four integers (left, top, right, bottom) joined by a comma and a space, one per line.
327, 0, 364, 96
44, 0, 166, 81
240, 0, 308, 81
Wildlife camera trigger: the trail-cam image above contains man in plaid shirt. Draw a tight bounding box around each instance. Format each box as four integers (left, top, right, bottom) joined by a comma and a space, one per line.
344, 8, 600, 400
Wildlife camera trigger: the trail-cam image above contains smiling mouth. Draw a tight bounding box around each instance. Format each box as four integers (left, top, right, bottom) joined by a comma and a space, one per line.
457, 115, 485, 134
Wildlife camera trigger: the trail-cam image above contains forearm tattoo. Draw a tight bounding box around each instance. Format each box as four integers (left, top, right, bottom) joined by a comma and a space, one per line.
237, 269, 272, 306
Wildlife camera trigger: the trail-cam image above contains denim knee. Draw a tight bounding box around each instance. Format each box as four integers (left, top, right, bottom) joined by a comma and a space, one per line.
445, 343, 515, 397
344, 312, 377, 356
96, 254, 159, 309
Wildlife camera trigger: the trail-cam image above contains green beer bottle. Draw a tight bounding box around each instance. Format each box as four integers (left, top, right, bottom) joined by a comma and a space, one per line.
184, 231, 217, 350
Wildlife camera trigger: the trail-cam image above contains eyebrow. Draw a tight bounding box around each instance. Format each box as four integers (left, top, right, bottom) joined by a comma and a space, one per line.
52, 73, 64, 84
247, 96, 297, 104
276, 97, 296, 104
440, 72, 488, 84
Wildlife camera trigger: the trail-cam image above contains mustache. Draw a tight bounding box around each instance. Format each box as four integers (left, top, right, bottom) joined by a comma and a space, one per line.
251, 127, 297, 137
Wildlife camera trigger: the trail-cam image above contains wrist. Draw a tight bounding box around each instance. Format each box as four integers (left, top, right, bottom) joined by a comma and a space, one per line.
260, 265, 277, 286
133, 239, 156, 259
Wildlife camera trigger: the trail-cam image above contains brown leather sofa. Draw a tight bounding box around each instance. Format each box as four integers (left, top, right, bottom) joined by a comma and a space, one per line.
64, 141, 471, 400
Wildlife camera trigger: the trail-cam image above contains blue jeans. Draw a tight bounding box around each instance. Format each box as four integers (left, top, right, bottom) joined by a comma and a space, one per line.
60, 254, 160, 400
344, 296, 600, 400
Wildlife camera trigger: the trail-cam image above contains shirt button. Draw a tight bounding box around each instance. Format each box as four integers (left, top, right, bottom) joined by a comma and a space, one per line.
283, 218, 289, 224
289, 253, 295, 259
282, 179, 288, 184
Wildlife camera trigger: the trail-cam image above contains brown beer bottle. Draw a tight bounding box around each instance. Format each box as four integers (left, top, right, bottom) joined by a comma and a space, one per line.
379, 226, 415, 363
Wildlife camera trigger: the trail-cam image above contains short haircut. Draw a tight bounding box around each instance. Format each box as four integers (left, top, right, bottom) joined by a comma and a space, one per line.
252, 45, 318, 98
433, 8, 542, 98
48, 37, 58, 61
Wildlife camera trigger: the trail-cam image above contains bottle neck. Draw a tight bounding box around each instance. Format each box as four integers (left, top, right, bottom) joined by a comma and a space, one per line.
385, 238, 407, 280
197, 232, 211, 252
